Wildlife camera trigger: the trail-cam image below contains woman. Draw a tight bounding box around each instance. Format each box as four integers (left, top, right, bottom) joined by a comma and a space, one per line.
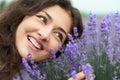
0, 0, 84, 80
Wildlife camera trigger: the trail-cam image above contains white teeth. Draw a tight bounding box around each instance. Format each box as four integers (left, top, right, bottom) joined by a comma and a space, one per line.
28, 37, 41, 49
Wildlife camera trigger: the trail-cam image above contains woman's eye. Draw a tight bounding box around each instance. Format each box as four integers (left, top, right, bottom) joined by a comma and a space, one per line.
54, 32, 63, 42
37, 15, 47, 24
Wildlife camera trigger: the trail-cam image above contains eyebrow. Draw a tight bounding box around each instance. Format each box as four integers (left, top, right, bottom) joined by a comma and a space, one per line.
41, 11, 67, 36
41, 11, 52, 21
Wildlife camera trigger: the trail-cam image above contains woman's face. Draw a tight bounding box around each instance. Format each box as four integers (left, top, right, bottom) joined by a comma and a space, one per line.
15, 5, 72, 61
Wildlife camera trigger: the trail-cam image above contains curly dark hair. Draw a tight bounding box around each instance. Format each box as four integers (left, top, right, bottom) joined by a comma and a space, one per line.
0, 0, 83, 79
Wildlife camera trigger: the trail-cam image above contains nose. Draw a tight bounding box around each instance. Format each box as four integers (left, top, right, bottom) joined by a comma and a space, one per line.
37, 27, 51, 42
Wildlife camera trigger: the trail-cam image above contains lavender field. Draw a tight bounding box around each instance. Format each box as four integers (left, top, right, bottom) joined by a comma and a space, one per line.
26, 12, 120, 80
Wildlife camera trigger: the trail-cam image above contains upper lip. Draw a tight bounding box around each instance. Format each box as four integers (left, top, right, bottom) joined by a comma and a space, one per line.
27, 34, 44, 50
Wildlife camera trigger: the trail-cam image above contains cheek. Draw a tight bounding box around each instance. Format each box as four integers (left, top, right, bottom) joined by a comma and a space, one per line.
49, 41, 60, 53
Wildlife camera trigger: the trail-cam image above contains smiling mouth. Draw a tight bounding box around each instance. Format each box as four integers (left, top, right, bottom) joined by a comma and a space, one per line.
27, 35, 43, 50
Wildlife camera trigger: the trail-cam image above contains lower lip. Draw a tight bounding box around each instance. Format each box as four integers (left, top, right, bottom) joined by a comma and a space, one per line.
27, 39, 41, 52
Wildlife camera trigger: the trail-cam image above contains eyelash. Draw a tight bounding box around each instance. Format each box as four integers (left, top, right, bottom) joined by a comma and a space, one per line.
54, 32, 63, 42
36, 15, 47, 24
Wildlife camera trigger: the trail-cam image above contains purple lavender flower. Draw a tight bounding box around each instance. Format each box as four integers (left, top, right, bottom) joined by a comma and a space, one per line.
22, 58, 35, 76
114, 12, 120, 22
112, 76, 117, 80
71, 70, 77, 79
50, 48, 56, 59
114, 22, 120, 47
115, 48, 120, 63
22, 52, 46, 80
27, 51, 32, 59
68, 33, 74, 43
82, 63, 94, 80
87, 13, 96, 26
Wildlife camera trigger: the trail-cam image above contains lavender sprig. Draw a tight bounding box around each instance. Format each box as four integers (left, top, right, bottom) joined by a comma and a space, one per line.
22, 52, 46, 80
50, 48, 56, 59
82, 63, 94, 80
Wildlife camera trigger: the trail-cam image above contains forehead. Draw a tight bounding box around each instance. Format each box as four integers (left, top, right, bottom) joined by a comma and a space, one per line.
37, 5, 72, 34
